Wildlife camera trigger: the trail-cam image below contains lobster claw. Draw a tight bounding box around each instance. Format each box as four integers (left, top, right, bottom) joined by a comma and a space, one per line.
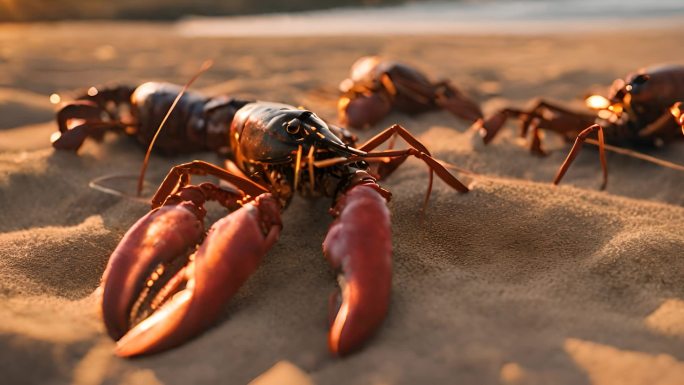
50, 123, 91, 151
101, 193, 282, 357
338, 92, 393, 129
323, 184, 392, 355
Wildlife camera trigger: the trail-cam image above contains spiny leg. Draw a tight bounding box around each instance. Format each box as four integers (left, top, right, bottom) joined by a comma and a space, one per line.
477, 99, 595, 146
315, 124, 469, 197
359, 124, 469, 207
475, 107, 535, 144
553, 124, 608, 190
151, 160, 269, 209
357, 124, 467, 188
527, 119, 547, 157
518, 99, 592, 138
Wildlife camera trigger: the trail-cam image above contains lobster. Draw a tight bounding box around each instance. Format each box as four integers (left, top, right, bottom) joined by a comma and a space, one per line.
474, 64, 684, 188
50, 82, 250, 155
338, 56, 483, 129
95, 92, 469, 357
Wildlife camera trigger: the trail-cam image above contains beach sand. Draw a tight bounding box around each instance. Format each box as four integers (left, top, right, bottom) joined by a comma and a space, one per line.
1, 22, 684, 385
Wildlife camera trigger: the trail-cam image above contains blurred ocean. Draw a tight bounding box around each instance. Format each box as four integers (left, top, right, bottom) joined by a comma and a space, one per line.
177, 0, 684, 37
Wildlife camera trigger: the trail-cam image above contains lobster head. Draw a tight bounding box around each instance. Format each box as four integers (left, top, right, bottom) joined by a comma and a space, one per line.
586, 73, 651, 124
608, 73, 651, 108
338, 56, 393, 129
231, 102, 364, 166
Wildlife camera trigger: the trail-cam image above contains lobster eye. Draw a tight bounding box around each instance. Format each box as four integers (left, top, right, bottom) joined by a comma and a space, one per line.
285, 119, 301, 135
628, 74, 650, 94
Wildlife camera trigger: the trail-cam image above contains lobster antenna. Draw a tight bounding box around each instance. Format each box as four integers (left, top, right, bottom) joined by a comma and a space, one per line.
585, 138, 684, 172
136, 60, 214, 196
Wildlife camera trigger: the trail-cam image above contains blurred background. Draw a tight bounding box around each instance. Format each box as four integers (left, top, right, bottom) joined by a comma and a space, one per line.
2, 0, 403, 21
2, 0, 682, 23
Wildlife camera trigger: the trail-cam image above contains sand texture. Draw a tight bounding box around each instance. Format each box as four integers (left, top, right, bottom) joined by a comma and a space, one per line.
1, 23, 684, 385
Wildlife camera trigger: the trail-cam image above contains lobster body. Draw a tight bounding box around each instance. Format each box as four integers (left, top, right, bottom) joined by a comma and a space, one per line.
603, 64, 684, 144
87, 85, 469, 357
476, 64, 684, 188
479, 64, 684, 150
52, 82, 250, 155
338, 56, 483, 129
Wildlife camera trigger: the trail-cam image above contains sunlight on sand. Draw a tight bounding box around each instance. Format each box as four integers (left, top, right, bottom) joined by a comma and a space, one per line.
565, 338, 684, 385
500, 362, 528, 384
645, 299, 684, 337
248, 361, 314, 385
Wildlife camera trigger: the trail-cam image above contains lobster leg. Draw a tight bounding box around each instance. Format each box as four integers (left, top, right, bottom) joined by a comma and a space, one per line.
355, 124, 427, 181
323, 176, 392, 355
553, 124, 608, 190
313, 124, 468, 209
356, 124, 470, 193
527, 119, 548, 157
475, 100, 595, 146
517, 99, 594, 139
150, 160, 269, 209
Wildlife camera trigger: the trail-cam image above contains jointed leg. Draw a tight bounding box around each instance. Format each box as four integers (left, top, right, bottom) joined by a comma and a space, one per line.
151, 161, 269, 209
477, 99, 595, 149
357, 124, 468, 189
314, 124, 468, 209
553, 124, 608, 190
356, 124, 421, 181
528, 119, 547, 157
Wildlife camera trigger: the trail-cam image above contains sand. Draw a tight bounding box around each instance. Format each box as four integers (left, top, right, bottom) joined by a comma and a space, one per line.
1, 22, 684, 385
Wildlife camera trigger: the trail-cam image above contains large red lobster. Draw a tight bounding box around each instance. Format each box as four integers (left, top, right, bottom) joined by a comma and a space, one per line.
52, 84, 469, 357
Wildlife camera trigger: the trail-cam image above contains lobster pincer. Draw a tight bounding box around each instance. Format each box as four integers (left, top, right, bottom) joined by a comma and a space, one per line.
101, 163, 281, 357
99, 97, 468, 357
324, 174, 392, 355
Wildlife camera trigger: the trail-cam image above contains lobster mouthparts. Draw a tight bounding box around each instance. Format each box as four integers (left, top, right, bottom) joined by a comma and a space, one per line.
101, 193, 281, 357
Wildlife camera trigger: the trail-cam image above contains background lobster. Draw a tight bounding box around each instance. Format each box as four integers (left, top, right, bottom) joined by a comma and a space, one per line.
474, 64, 684, 188
338, 56, 483, 129
50, 81, 251, 155
86, 85, 469, 357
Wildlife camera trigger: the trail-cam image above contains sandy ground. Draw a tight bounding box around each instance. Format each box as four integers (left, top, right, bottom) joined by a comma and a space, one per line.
2, 22, 684, 385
